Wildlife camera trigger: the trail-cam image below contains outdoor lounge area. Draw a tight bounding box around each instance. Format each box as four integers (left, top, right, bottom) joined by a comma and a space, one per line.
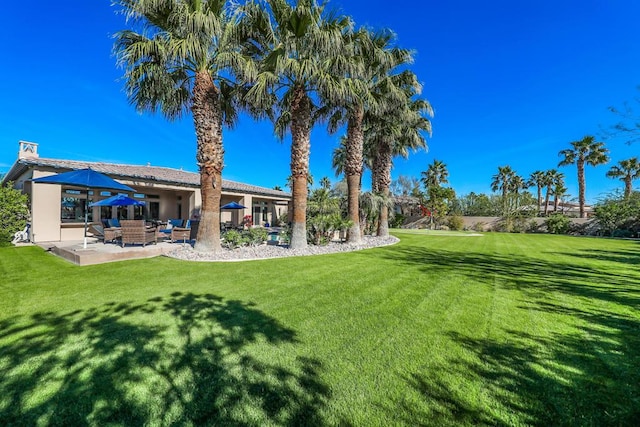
1, 142, 291, 246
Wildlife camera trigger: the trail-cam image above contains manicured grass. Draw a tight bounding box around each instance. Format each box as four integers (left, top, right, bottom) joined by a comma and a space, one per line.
1, 232, 639, 425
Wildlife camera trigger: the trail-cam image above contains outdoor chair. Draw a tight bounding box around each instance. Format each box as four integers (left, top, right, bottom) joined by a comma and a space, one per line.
170, 219, 193, 243
159, 218, 185, 239
90, 223, 122, 244
120, 220, 157, 247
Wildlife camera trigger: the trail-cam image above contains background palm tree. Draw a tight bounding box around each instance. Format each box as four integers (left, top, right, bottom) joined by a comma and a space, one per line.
606, 157, 640, 199
243, 0, 351, 249
551, 172, 567, 212
528, 170, 546, 216
509, 174, 528, 210
319, 176, 331, 190
542, 169, 560, 216
420, 159, 449, 189
559, 135, 609, 218
114, 0, 245, 252
491, 165, 515, 215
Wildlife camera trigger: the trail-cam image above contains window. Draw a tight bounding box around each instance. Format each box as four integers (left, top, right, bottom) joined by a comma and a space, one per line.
60, 189, 93, 223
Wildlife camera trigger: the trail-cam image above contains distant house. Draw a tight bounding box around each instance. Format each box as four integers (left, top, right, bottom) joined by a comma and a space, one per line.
2, 141, 291, 243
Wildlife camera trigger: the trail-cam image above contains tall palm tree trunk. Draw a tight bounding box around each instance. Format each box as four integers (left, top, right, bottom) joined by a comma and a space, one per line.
577, 160, 586, 218
374, 139, 392, 238
624, 177, 632, 199
536, 186, 542, 216
543, 187, 551, 216
345, 107, 364, 244
289, 86, 311, 249
193, 71, 223, 252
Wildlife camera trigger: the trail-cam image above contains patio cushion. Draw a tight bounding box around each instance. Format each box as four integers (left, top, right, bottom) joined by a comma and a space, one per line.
169, 219, 183, 228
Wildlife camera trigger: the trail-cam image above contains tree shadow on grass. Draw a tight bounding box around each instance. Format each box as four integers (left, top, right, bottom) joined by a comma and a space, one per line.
0, 292, 329, 426
375, 244, 640, 425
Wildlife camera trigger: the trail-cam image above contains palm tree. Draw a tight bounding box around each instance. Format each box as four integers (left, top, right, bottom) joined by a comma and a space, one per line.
551, 172, 566, 212
369, 92, 432, 237
491, 166, 515, 215
242, 0, 351, 249
542, 169, 560, 216
528, 170, 546, 215
606, 157, 640, 199
509, 174, 528, 210
319, 176, 331, 190
421, 159, 449, 189
325, 28, 408, 244
114, 0, 245, 252
559, 135, 609, 218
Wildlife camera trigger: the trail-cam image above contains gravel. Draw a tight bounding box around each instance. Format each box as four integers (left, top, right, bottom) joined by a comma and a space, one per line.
165, 235, 400, 262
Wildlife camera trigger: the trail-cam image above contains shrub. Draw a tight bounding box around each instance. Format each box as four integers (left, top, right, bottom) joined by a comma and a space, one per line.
222, 230, 246, 249
472, 222, 486, 232
527, 220, 540, 233
0, 182, 29, 246
245, 227, 268, 246
390, 213, 405, 229
446, 215, 464, 231
545, 213, 571, 234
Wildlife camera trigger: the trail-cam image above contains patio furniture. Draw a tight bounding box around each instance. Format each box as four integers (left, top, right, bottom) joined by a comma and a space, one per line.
171, 227, 191, 243
89, 224, 122, 244
170, 220, 193, 243
159, 219, 185, 238
120, 220, 157, 247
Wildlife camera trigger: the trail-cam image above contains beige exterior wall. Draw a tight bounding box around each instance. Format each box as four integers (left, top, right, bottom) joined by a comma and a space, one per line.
31, 170, 64, 242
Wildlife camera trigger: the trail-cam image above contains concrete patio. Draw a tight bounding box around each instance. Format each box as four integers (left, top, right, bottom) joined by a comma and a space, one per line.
35, 238, 186, 266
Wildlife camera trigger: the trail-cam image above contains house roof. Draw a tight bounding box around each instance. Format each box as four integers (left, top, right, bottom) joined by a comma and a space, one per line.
5, 157, 291, 199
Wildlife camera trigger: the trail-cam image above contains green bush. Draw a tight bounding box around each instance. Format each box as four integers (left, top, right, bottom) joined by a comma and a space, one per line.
245, 227, 268, 246
545, 213, 571, 234
222, 228, 268, 249
446, 215, 464, 231
390, 213, 406, 229
222, 230, 247, 249
0, 182, 29, 246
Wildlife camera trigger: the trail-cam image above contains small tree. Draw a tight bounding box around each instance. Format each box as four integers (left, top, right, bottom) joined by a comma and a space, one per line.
0, 182, 29, 245
307, 188, 351, 245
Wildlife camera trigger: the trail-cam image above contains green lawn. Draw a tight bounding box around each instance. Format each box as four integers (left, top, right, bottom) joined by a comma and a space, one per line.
1, 232, 639, 426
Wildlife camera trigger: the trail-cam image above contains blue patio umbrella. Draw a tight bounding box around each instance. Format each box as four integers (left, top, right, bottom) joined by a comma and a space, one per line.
90, 194, 145, 207
221, 201, 246, 209
32, 168, 135, 248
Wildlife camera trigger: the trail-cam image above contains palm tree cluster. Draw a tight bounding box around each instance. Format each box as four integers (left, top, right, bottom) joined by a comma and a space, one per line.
114, 0, 432, 252
490, 165, 531, 216
488, 135, 639, 220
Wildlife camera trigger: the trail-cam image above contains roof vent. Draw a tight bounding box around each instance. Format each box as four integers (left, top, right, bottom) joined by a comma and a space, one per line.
18, 141, 39, 159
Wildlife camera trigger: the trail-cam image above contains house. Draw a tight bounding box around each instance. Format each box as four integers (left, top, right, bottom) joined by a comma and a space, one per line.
2, 141, 291, 243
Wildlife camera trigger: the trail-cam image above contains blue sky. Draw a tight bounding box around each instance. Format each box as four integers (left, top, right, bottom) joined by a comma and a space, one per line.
1, 0, 639, 204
